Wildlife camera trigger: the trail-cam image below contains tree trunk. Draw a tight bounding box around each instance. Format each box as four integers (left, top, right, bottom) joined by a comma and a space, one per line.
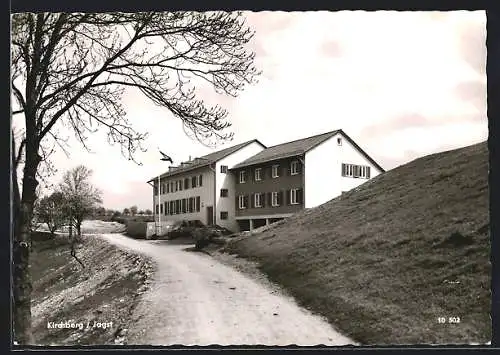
13, 135, 41, 345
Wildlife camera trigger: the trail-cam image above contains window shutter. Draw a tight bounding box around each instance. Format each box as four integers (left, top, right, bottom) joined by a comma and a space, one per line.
341, 163, 345, 177
287, 164, 291, 176
367, 166, 371, 179
261, 193, 266, 207
277, 191, 282, 205
199, 174, 203, 186
250, 193, 255, 208
244, 195, 249, 208
297, 161, 302, 174
267, 192, 272, 206
286, 189, 291, 205
236, 195, 239, 209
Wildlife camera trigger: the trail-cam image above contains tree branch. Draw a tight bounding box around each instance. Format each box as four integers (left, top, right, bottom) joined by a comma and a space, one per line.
38, 18, 153, 140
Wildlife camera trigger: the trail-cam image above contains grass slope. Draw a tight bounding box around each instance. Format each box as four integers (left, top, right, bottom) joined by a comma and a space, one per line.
30, 227, 153, 345
224, 142, 490, 345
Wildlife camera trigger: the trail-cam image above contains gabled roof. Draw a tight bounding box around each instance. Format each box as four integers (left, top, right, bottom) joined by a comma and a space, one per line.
231, 129, 385, 172
231, 130, 340, 169
147, 139, 266, 182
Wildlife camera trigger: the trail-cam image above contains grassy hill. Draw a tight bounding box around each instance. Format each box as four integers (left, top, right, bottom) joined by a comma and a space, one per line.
30, 222, 154, 345
223, 141, 490, 345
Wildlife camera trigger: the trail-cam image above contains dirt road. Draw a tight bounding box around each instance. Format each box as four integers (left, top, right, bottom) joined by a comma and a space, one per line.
100, 233, 356, 346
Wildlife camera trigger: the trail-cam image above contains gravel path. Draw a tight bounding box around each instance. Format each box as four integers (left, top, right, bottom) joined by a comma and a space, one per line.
100, 233, 356, 346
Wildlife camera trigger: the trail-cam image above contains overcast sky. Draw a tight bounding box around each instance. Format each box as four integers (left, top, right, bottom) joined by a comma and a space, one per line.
39, 10, 487, 211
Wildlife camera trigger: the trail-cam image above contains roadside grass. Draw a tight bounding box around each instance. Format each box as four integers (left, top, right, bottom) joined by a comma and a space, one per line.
30, 230, 153, 345
224, 141, 490, 345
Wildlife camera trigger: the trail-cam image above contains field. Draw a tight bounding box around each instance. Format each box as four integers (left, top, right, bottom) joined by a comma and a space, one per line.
223, 141, 491, 345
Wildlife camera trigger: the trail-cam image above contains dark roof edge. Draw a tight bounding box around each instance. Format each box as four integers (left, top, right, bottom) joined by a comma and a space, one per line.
229, 130, 385, 173
146, 161, 212, 183
229, 131, 339, 170
263, 129, 339, 150
336, 130, 386, 173
228, 152, 305, 170
147, 139, 267, 182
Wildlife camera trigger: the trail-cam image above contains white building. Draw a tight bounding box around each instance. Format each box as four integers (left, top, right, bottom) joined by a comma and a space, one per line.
148, 129, 385, 234
147, 140, 266, 233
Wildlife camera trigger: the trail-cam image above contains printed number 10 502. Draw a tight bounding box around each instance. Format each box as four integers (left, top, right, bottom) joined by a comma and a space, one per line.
437, 317, 461, 324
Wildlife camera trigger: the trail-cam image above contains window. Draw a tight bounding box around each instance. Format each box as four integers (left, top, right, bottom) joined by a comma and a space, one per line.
170, 182, 174, 192
342, 163, 371, 179
291, 189, 299, 205
220, 211, 228, 220
337, 137, 342, 146
184, 178, 189, 189
191, 176, 197, 188
272, 165, 280, 178
155, 204, 159, 214
154, 186, 158, 196
291, 161, 299, 175
166, 183, 170, 193
182, 199, 187, 214
238, 195, 246, 209
254, 168, 262, 181
254, 193, 262, 207
170, 201, 175, 215
179, 179, 183, 191
196, 196, 201, 212
188, 197, 194, 213
272, 192, 279, 207
220, 189, 228, 197
160, 203, 163, 214
239, 170, 246, 183
176, 200, 181, 214
220, 165, 228, 173
199, 175, 203, 187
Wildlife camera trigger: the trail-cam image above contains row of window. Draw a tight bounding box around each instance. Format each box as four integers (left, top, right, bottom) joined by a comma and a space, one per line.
155, 175, 203, 195
155, 196, 201, 215
341, 163, 371, 179
238, 160, 302, 184
237, 189, 303, 209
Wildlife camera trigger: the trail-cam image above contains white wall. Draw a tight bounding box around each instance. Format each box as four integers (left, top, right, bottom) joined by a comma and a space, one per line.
304, 133, 383, 208
215, 141, 266, 231
153, 166, 215, 225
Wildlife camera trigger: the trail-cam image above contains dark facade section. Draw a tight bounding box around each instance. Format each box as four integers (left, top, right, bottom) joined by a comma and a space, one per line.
233, 156, 305, 217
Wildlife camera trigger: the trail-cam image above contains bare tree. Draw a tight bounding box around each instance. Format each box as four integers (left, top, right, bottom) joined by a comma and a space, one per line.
10, 11, 258, 343
59, 165, 102, 238
34, 191, 66, 236
130, 205, 138, 216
